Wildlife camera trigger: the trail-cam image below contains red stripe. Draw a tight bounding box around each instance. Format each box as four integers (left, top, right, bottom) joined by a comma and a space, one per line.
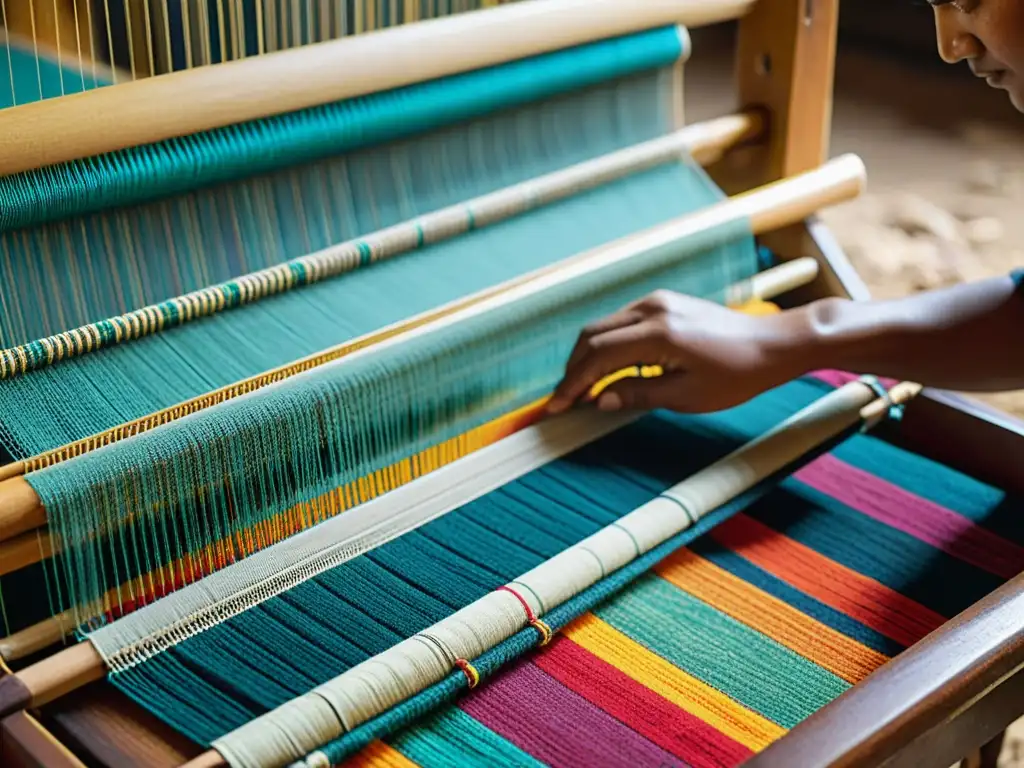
710, 514, 945, 647
533, 636, 753, 768
796, 454, 1024, 579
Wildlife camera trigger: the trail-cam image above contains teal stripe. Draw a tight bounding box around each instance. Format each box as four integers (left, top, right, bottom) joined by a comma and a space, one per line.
23, 197, 756, 627
594, 574, 850, 728
0, 27, 684, 233
830, 434, 1012, 532
388, 708, 544, 768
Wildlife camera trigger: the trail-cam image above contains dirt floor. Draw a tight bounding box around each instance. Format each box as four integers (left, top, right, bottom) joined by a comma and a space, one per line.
685, 29, 1024, 767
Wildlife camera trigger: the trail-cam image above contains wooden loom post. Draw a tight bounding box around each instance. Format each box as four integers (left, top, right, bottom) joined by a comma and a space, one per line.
715, 0, 838, 188
709, 0, 849, 300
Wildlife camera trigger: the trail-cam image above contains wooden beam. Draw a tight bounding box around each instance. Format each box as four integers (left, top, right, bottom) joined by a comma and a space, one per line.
711, 0, 839, 194
0, 711, 85, 768
744, 570, 1024, 768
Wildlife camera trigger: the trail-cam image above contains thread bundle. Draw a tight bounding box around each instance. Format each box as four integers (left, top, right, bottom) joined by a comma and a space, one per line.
0, 26, 760, 647
72, 375, 1024, 768
313, 375, 1023, 768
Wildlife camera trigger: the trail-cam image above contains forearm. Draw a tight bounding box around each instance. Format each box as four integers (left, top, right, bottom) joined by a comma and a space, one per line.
769, 275, 1024, 391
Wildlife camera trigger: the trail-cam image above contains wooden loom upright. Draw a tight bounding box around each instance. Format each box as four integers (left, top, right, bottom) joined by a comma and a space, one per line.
0, 1, 1021, 767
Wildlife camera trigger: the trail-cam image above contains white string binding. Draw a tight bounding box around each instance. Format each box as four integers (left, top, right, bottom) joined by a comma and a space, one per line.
87, 409, 639, 671
211, 379, 881, 768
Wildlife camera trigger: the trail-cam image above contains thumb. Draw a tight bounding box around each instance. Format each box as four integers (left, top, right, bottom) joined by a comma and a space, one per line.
594, 372, 691, 413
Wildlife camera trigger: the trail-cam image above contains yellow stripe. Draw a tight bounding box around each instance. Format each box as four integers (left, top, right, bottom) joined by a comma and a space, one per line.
345, 740, 419, 768
731, 297, 780, 316
563, 613, 785, 751
655, 549, 889, 684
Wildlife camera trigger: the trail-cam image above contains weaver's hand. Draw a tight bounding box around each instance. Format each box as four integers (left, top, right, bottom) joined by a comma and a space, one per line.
547, 290, 803, 415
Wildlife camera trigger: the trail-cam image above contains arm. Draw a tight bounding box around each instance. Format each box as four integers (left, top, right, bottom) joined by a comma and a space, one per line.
547, 272, 1024, 415
777, 272, 1024, 392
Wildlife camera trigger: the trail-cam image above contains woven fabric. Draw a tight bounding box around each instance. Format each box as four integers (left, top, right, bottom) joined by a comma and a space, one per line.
95, 373, 1024, 764
328, 372, 1024, 768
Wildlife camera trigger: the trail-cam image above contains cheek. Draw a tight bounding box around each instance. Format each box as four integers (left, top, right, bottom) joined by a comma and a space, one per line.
989, 4, 1024, 74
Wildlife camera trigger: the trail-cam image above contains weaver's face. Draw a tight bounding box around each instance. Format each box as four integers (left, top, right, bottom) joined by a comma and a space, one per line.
931, 0, 1024, 111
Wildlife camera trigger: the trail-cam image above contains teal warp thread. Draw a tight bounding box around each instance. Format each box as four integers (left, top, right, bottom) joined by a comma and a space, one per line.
102, 401, 763, 744
0, 27, 684, 234
21, 210, 755, 631
313, 415, 866, 766
0, 60, 680, 347
0, 159, 750, 463
96, 380, 859, 748
387, 707, 546, 768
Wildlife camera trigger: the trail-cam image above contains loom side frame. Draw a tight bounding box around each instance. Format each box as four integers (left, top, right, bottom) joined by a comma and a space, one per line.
0, 709, 86, 768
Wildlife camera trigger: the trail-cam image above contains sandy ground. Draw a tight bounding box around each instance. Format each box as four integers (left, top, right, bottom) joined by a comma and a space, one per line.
684, 29, 1024, 767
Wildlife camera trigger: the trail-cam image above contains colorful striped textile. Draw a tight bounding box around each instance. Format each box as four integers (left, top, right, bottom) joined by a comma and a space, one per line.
337, 372, 1024, 768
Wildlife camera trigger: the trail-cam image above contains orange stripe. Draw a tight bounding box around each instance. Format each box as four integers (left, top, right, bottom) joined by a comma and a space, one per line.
343, 740, 419, 768
562, 613, 785, 752
655, 548, 889, 683
710, 514, 946, 648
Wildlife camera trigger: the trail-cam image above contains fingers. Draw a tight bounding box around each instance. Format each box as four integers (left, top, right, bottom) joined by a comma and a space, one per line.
564, 307, 646, 371
548, 319, 670, 413
563, 291, 678, 371
593, 372, 689, 413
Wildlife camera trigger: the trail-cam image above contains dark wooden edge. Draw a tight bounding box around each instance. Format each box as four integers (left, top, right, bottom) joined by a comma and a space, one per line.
882, 664, 1024, 768
1, 711, 86, 768
744, 571, 1024, 768
886, 388, 1024, 497
40, 681, 203, 768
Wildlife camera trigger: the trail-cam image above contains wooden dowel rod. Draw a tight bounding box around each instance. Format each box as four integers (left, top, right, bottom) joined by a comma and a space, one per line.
0, 113, 766, 540
0, 378, 920, 730
0, 259, 820, 661
0, 478, 43, 540
0, 528, 52, 577
744, 154, 865, 231
186, 377, 920, 768
2, 112, 764, 382
0, 461, 26, 482
0, 609, 70, 662
0, 153, 863, 577
745, 255, 819, 300
0, 0, 755, 177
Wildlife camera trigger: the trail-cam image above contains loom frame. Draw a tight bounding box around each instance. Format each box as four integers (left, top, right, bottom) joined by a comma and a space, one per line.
1, 1, 1023, 767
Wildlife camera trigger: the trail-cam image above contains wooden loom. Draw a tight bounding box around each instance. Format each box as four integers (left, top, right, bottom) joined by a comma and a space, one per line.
0, 1, 1021, 767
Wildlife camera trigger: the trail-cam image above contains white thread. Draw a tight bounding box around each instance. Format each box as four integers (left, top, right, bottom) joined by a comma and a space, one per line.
87, 410, 638, 670
212, 381, 878, 768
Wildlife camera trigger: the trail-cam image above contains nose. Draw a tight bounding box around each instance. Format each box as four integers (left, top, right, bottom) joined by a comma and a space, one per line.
934, 7, 984, 64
